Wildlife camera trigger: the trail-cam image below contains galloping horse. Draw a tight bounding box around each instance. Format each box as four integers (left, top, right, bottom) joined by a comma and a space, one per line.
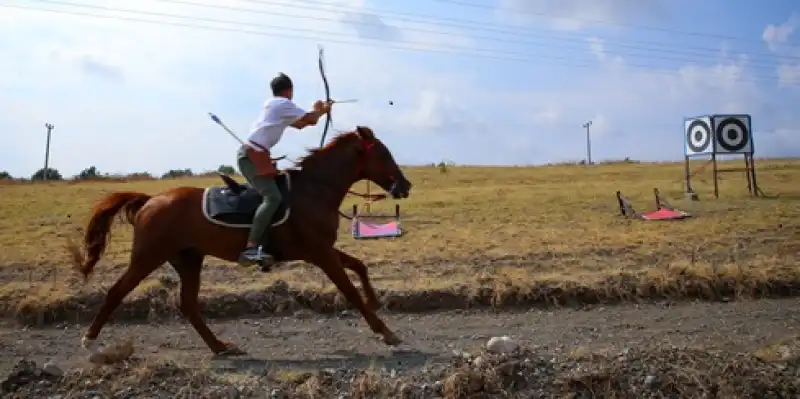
67, 126, 412, 355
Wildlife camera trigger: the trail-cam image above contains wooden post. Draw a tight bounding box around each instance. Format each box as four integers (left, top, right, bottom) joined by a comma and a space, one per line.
712, 154, 719, 199
653, 188, 660, 210
749, 154, 761, 197
365, 181, 371, 214
684, 156, 693, 194
743, 154, 753, 196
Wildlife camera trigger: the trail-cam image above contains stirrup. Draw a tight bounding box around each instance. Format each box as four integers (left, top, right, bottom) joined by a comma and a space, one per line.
238, 247, 262, 263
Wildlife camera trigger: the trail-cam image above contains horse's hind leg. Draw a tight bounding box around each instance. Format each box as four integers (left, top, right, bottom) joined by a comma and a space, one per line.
82, 244, 165, 348
336, 249, 381, 310
168, 249, 245, 356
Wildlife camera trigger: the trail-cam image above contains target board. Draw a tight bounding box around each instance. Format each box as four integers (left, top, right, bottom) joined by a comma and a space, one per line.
683, 114, 753, 155
684, 115, 713, 155
712, 114, 753, 154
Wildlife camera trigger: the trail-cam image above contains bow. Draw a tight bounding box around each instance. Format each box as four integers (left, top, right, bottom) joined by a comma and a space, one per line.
318, 45, 331, 148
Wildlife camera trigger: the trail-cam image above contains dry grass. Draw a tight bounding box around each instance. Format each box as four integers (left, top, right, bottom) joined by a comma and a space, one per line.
3, 341, 799, 398
0, 158, 798, 323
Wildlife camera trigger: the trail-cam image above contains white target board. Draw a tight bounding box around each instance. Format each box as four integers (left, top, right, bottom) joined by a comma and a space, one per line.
712, 114, 753, 154
684, 115, 713, 155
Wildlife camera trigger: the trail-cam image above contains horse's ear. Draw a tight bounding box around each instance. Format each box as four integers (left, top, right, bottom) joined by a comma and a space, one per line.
355, 126, 374, 140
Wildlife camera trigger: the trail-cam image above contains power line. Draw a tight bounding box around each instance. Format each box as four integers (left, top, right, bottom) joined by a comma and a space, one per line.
193, 0, 800, 66
247, 0, 767, 47
432, 0, 770, 45
18, 0, 797, 68
1, 2, 789, 84
151, 0, 800, 70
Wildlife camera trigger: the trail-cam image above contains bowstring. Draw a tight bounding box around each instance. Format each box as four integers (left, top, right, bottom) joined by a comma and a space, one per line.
318, 45, 332, 148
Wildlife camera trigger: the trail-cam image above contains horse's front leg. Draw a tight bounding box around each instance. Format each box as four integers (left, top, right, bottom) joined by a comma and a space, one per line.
310, 248, 401, 346
335, 249, 381, 311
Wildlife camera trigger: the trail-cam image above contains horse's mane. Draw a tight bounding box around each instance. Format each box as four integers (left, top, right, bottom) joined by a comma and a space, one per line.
289, 129, 361, 170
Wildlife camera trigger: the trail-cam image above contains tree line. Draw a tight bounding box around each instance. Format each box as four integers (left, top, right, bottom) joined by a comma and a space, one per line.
0, 165, 239, 182
0, 158, 469, 182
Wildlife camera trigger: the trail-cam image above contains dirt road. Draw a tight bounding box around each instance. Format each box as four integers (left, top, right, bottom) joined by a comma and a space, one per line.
2, 298, 798, 377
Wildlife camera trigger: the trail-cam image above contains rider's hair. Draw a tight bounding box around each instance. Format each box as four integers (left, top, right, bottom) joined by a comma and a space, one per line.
270, 73, 293, 96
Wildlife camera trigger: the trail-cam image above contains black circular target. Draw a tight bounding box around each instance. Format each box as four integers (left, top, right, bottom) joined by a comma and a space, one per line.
715, 117, 749, 152
686, 119, 711, 153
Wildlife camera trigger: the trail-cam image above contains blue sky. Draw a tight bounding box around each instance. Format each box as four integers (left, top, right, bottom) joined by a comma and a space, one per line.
1, 0, 799, 177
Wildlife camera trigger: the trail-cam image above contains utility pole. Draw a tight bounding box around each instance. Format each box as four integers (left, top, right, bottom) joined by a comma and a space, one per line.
582, 120, 592, 165
44, 123, 54, 180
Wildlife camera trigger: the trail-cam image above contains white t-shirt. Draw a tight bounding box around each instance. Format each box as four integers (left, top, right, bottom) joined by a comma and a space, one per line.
246, 97, 307, 151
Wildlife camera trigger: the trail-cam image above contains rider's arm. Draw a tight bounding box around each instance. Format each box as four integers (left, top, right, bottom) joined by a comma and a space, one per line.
290, 109, 326, 129
275, 100, 325, 130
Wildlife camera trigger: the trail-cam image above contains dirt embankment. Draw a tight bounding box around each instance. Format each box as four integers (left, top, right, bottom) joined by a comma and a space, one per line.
5, 262, 800, 327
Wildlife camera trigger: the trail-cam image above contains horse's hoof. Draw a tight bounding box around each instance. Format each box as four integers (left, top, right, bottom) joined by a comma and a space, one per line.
81, 336, 97, 350
213, 342, 247, 357
382, 333, 403, 346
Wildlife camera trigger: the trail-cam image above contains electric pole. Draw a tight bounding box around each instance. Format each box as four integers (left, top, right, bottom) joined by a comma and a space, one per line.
44, 123, 54, 180
582, 120, 592, 165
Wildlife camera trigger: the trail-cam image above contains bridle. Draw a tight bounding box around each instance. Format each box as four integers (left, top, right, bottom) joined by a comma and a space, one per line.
349, 135, 398, 199
297, 134, 398, 220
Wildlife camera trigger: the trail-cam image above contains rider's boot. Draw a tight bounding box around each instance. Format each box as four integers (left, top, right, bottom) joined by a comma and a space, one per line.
237, 245, 274, 267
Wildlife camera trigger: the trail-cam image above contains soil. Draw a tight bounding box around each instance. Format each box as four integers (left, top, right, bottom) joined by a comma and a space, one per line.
1, 298, 799, 397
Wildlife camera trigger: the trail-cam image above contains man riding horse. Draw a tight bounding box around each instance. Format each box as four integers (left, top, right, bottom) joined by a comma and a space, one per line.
237, 72, 332, 267
70, 59, 413, 355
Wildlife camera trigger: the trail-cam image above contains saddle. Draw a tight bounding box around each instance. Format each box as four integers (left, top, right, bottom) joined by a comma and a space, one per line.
201, 171, 292, 228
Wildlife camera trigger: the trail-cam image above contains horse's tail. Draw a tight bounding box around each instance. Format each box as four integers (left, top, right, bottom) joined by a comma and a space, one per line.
67, 191, 152, 281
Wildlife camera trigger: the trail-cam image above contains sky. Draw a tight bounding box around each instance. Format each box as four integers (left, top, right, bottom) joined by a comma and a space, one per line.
1, 0, 800, 178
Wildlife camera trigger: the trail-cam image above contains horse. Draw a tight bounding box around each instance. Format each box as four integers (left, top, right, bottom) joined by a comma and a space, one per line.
67, 126, 412, 355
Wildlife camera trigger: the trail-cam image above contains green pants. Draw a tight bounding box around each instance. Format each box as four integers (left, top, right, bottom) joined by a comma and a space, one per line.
236, 146, 282, 245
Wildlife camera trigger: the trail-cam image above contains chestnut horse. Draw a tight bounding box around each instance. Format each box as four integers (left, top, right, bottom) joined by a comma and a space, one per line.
67, 126, 412, 355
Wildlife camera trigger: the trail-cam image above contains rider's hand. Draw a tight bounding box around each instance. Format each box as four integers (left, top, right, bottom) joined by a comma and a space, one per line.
312, 100, 325, 112
322, 100, 333, 114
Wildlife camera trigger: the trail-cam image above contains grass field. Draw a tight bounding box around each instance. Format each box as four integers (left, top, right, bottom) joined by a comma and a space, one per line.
0, 158, 798, 324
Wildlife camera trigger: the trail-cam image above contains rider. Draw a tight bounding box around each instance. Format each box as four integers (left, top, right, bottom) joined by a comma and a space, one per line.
236, 72, 332, 266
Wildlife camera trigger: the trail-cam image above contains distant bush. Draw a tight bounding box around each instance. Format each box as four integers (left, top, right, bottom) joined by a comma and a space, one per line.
196, 170, 223, 178
74, 165, 101, 180
544, 157, 641, 167
31, 167, 62, 181
122, 172, 155, 180
66, 166, 156, 183
599, 157, 641, 165
161, 169, 193, 179
217, 164, 236, 175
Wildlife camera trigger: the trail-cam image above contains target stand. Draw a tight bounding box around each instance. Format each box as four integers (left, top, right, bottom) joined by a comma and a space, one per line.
349, 181, 403, 239
616, 188, 691, 221
350, 203, 403, 239
683, 114, 760, 199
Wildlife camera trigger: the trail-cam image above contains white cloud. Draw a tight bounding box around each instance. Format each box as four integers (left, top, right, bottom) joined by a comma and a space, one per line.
496, 35, 798, 161
763, 13, 798, 52
763, 13, 800, 89
0, 0, 797, 178
585, 37, 623, 67
496, 0, 668, 31
777, 64, 800, 88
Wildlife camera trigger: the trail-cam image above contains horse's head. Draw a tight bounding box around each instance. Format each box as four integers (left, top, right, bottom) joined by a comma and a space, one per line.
351, 126, 412, 199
